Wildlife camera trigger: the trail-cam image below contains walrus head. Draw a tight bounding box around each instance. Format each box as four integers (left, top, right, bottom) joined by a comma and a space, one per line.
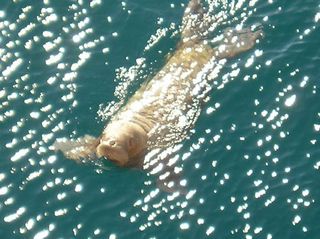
96, 120, 148, 167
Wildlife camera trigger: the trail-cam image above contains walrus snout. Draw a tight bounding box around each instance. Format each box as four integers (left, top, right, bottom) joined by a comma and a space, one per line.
96, 139, 116, 158
96, 141, 109, 158
96, 138, 130, 166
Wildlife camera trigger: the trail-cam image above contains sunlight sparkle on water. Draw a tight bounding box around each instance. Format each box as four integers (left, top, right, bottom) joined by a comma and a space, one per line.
25, 218, 36, 231
34, 229, 49, 239
2, 58, 23, 77
4, 207, 26, 223
206, 226, 215, 235
75, 184, 83, 192
11, 148, 29, 162
245, 56, 254, 67
46, 49, 64, 65
0, 186, 9, 196
54, 209, 68, 216
30, 111, 41, 119
26, 170, 42, 182
284, 95, 296, 107
180, 222, 190, 230
292, 215, 301, 225
314, 124, 320, 131
0, 10, 5, 18
109, 234, 117, 239
315, 12, 320, 22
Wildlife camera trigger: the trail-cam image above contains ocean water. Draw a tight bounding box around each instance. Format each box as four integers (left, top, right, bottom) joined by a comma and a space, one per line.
0, 0, 319, 238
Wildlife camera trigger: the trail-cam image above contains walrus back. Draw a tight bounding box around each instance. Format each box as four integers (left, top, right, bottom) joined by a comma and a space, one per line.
110, 0, 263, 149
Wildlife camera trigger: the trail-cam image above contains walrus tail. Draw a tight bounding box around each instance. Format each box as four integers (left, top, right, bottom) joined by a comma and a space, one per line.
181, 0, 206, 43
181, 0, 263, 58
213, 25, 263, 59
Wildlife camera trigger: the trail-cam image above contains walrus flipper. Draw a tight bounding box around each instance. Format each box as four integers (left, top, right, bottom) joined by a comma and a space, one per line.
181, 0, 206, 42
52, 135, 99, 161
214, 25, 263, 59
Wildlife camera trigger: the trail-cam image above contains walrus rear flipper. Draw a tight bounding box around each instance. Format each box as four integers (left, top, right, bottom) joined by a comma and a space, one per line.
52, 135, 99, 161
214, 25, 263, 59
181, 0, 206, 42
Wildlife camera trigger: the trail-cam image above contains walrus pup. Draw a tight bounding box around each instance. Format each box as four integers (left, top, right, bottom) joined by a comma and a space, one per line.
53, 0, 263, 190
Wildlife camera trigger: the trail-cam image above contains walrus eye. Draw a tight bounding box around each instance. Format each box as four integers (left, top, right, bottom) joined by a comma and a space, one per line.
108, 139, 116, 147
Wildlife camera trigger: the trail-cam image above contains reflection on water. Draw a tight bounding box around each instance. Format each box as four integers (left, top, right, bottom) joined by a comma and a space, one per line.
1, 0, 320, 238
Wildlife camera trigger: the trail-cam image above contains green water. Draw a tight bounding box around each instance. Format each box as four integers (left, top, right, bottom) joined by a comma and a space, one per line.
0, 0, 319, 238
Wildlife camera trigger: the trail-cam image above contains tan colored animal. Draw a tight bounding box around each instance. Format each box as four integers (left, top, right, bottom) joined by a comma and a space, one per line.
53, 0, 262, 191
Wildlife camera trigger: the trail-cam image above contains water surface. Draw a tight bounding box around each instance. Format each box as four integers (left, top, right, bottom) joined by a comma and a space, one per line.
0, 0, 319, 238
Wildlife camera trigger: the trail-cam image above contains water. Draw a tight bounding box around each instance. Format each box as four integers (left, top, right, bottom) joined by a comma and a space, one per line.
0, 0, 319, 238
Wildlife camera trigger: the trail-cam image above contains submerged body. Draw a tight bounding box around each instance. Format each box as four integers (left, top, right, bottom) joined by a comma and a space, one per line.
54, 0, 262, 175
97, 43, 216, 166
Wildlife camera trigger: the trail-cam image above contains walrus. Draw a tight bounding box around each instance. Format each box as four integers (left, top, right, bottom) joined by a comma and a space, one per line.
53, 0, 263, 191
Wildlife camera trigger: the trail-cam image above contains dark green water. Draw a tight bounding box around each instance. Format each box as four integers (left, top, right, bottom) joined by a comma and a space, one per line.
0, 0, 319, 238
